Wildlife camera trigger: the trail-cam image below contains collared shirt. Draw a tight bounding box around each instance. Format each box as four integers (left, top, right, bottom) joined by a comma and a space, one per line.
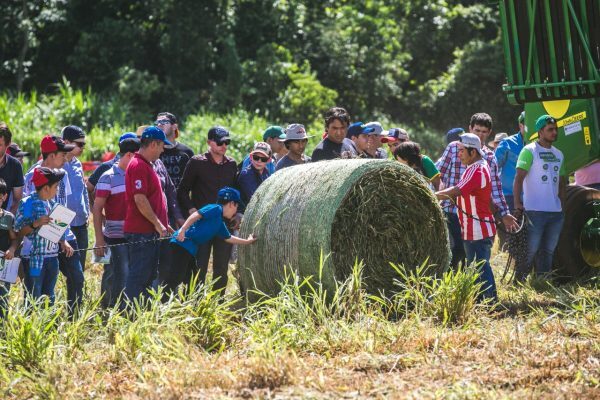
171, 204, 231, 256
494, 132, 524, 196
15, 192, 65, 276
238, 164, 270, 209
177, 152, 238, 214
311, 138, 357, 161
24, 163, 75, 241
88, 155, 120, 188
64, 157, 90, 226
456, 160, 496, 240
436, 141, 508, 216
124, 153, 168, 234
96, 164, 127, 238
275, 154, 311, 171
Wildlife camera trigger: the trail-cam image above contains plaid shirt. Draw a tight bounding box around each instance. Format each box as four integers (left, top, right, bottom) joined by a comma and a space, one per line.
14, 192, 65, 276
24, 163, 75, 241
436, 141, 509, 216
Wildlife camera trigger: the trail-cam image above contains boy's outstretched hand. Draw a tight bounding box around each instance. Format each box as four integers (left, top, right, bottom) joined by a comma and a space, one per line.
247, 234, 258, 244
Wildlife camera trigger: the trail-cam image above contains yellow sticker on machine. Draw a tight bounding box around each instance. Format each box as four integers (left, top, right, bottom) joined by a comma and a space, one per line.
584, 127, 592, 145
557, 111, 586, 127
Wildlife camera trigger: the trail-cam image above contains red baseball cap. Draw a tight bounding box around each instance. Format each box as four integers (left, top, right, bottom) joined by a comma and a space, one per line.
40, 135, 75, 154
32, 167, 65, 188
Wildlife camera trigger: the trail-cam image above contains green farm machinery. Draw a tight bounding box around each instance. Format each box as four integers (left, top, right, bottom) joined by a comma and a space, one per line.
499, 0, 600, 277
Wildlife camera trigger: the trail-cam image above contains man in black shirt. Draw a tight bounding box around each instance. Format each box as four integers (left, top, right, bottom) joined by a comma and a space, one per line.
156, 112, 194, 188
0, 123, 24, 214
311, 107, 355, 161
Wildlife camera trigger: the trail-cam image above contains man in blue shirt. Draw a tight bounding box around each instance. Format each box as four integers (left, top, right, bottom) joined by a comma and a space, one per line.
162, 187, 257, 294
494, 111, 526, 212
62, 125, 90, 271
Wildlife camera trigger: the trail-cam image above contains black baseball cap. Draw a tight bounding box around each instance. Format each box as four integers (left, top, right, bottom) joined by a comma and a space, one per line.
61, 125, 86, 142
208, 126, 231, 144
119, 138, 141, 154
7, 143, 29, 157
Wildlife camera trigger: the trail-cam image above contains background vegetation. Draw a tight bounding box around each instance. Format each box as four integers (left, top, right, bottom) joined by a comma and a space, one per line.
0, 0, 520, 162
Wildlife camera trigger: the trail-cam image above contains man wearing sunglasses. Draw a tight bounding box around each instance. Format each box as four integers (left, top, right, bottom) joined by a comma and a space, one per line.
156, 112, 194, 189
61, 125, 91, 273
238, 142, 272, 207
276, 124, 313, 170
177, 126, 238, 295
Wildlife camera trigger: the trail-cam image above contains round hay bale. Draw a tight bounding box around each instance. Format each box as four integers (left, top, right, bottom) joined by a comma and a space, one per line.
237, 159, 450, 297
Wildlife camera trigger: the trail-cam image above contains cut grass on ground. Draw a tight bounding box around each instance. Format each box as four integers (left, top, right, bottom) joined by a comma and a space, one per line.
0, 252, 598, 399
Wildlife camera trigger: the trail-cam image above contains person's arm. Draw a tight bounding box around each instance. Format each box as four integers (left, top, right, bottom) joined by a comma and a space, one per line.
487, 153, 509, 216
177, 158, 197, 215
559, 176, 567, 209
92, 196, 107, 257
175, 211, 203, 242
512, 169, 527, 211
513, 148, 533, 212
430, 175, 441, 191
83, 174, 91, 221
4, 228, 18, 260
435, 186, 461, 201
134, 194, 167, 237
17, 215, 51, 237
494, 141, 508, 170
224, 234, 257, 245
9, 186, 22, 215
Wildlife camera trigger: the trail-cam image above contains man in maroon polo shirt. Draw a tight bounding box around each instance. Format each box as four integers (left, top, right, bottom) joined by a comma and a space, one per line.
124, 126, 171, 302
177, 126, 238, 294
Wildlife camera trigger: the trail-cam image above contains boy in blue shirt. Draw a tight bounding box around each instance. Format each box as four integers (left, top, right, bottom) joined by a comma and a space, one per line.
15, 167, 74, 304
163, 187, 256, 294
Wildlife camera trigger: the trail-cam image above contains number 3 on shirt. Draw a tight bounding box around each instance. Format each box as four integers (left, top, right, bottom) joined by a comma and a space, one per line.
135, 179, 142, 189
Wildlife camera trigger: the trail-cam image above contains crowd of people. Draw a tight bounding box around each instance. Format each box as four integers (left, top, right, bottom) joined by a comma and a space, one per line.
0, 105, 598, 314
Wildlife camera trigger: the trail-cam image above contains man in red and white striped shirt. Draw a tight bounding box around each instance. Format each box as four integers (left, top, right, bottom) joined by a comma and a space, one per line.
435, 133, 497, 302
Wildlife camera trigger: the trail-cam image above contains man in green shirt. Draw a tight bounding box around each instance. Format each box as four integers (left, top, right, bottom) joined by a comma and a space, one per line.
513, 115, 566, 282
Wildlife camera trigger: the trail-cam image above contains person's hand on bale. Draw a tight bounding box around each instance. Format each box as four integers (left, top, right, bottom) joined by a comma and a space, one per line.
247, 234, 258, 244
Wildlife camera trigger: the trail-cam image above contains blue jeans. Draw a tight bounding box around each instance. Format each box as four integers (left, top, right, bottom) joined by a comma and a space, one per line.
24, 257, 60, 304
464, 237, 497, 302
124, 233, 160, 303
71, 224, 89, 271
516, 211, 564, 281
445, 212, 465, 269
100, 237, 129, 307
58, 239, 85, 313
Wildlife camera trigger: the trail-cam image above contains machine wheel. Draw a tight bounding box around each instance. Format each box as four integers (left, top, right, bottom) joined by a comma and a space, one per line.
554, 185, 600, 279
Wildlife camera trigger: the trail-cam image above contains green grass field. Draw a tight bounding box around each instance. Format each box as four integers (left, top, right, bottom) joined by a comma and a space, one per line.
0, 250, 598, 399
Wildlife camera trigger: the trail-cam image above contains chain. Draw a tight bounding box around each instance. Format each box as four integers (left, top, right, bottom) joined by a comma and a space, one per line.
438, 194, 528, 281
26, 236, 173, 257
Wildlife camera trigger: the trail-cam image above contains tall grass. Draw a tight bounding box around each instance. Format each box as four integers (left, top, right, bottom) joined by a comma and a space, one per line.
0, 258, 597, 397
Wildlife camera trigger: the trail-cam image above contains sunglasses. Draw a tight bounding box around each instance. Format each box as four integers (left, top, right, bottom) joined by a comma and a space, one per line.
155, 119, 172, 126
216, 139, 231, 146
252, 154, 269, 162
75, 142, 86, 148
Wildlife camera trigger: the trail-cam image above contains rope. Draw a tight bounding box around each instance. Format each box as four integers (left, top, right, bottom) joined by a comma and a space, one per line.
25, 235, 173, 257
438, 194, 526, 234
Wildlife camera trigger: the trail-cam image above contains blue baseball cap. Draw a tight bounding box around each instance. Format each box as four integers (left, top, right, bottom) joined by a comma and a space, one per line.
141, 126, 172, 145
346, 122, 375, 138
446, 127, 464, 144
218, 186, 243, 205
119, 132, 137, 143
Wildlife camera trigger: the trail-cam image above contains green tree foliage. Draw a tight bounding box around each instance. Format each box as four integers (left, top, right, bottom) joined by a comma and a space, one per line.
0, 0, 519, 136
